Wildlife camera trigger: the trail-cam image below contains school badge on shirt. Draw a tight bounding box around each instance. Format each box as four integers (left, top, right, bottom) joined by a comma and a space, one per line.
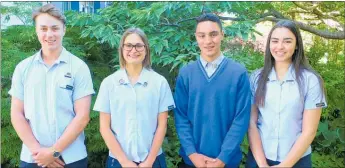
316, 102, 326, 107
168, 105, 175, 110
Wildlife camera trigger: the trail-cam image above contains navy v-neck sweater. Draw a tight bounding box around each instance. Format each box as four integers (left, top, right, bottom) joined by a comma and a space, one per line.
174, 58, 251, 167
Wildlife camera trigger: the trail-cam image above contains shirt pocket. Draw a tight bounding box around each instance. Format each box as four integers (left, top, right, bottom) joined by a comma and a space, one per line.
55, 77, 74, 109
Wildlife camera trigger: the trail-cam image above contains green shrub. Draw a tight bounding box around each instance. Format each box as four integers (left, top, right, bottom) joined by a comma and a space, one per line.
2, 7, 344, 166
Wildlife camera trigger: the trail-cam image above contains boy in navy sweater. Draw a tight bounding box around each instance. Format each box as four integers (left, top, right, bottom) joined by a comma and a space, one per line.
174, 13, 251, 168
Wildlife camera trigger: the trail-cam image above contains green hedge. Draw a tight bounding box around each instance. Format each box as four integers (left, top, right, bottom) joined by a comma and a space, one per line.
1, 25, 344, 168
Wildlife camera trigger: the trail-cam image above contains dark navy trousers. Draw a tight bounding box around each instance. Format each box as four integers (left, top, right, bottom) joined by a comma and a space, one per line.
19, 157, 87, 168
106, 153, 167, 168
245, 150, 312, 168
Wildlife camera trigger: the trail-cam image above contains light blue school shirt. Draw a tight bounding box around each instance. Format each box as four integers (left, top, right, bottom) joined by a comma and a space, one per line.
8, 48, 95, 164
199, 54, 224, 77
93, 68, 175, 162
250, 65, 327, 162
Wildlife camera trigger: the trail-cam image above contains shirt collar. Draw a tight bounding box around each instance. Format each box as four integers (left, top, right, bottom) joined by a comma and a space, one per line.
199, 53, 225, 68
118, 68, 150, 85
33, 47, 69, 64
268, 64, 296, 82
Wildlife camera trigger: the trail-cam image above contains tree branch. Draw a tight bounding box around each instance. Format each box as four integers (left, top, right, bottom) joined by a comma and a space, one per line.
293, 2, 341, 23
293, 2, 319, 11
201, 2, 206, 14
258, 17, 345, 39
177, 17, 198, 24
218, 16, 243, 21
158, 9, 345, 40
158, 17, 198, 27
158, 23, 180, 27
287, 10, 316, 15
14, 14, 27, 25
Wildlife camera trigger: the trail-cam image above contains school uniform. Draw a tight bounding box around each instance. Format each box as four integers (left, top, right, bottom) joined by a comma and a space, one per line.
174, 55, 251, 168
246, 65, 327, 168
9, 47, 95, 166
93, 68, 175, 168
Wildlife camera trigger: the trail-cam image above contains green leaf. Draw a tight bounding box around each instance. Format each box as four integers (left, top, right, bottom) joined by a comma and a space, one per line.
154, 43, 163, 55
318, 121, 328, 133
242, 32, 248, 41
318, 139, 332, 147
336, 128, 345, 143
163, 39, 169, 48
322, 129, 337, 141
170, 61, 180, 72
236, 31, 242, 38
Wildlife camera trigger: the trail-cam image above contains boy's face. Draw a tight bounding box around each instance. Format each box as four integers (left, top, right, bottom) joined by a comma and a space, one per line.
195, 21, 224, 61
35, 13, 65, 52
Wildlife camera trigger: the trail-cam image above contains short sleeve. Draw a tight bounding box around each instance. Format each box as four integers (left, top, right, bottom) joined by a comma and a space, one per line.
93, 78, 111, 113
249, 70, 260, 105
72, 63, 95, 101
304, 74, 327, 110
8, 64, 24, 100
158, 78, 175, 113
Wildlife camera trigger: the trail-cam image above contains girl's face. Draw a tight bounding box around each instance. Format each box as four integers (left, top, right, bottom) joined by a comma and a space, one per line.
270, 27, 297, 64
122, 33, 146, 66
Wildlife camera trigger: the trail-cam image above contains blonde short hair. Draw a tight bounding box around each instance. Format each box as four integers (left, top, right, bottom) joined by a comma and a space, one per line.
32, 4, 66, 26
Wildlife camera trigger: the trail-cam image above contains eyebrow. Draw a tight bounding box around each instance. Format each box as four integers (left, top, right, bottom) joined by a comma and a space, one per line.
270, 37, 293, 40
124, 43, 145, 45
196, 31, 219, 34
39, 25, 60, 27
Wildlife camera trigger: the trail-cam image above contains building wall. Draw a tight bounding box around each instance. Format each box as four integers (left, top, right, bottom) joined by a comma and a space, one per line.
50, 2, 63, 11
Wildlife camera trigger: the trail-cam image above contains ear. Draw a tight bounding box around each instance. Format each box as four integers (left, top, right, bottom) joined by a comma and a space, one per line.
221, 30, 225, 39
63, 26, 66, 36
35, 26, 39, 35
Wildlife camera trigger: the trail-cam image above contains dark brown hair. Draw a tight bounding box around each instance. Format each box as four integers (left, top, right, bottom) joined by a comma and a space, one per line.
196, 13, 223, 31
255, 20, 325, 107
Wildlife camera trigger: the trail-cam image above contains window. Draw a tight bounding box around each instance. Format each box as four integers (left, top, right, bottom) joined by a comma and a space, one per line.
104, 1, 113, 7
80, 2, 94, 13
62, 2, 71, 11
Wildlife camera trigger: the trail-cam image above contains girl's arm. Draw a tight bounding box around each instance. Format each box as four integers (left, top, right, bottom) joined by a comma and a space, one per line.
141, 111, 168, 166
274, 108, 321, 167
248, 105, 269, 167
99, 112, 137, 167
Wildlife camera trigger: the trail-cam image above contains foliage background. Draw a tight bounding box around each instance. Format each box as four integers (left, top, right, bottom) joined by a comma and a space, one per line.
1, 2, 344, 167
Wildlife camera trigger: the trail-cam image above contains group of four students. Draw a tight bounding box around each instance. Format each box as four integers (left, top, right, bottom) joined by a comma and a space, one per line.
9, 4, 327, 168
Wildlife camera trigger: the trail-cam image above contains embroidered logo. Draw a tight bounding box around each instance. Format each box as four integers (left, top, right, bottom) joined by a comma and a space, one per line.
168, 105, 175, 110
66, 85, 74, 90
64, 72, 72, 78
119, 79, 125, 85
143, 82, 148, 87
316, 102, 325, 107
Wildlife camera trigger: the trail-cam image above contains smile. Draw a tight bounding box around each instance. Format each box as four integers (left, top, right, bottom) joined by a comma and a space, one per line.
127, 54, 140, 58
46, 40, 56, 44
274, 51, 286, 56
